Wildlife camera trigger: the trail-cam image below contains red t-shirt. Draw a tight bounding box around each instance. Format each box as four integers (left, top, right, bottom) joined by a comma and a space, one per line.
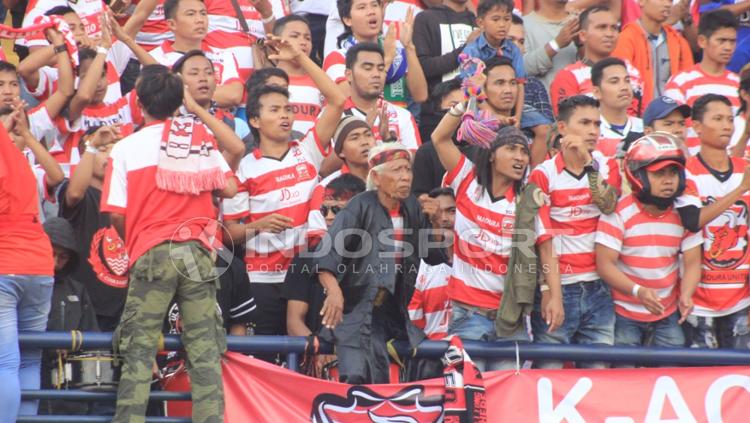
0, 123, 53, 275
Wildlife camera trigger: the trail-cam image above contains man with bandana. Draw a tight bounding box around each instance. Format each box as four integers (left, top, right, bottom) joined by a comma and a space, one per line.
314, 142, 443, 384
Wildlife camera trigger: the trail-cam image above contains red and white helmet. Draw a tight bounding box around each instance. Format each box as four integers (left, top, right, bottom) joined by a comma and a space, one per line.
624, 132, 687, 195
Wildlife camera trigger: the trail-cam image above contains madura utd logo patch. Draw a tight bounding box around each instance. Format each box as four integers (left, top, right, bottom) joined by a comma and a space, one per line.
89, 226, 129, 288
311, 386, 443, 423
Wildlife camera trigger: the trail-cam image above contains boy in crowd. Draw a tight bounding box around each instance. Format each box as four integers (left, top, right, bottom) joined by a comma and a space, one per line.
596, 133, 702, 357
612, 0, 693, 105
530, 95, 620, 369
59, 124, 126, 332
591, 58, 644, 158
222, 36, 345, 337
684, 94, 750, 350
463, 0, 525, 126
665, 9, 741, 155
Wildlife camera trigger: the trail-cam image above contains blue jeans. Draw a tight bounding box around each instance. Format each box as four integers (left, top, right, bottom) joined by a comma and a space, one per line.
614, 311, 685, 367
448, 302, 530, 372
684, 308, 750, 350
532, 279, 615, 369
0, 274, 53, 423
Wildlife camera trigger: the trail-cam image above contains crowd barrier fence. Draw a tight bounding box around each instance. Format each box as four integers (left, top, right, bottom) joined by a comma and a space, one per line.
17, 331, 750, 423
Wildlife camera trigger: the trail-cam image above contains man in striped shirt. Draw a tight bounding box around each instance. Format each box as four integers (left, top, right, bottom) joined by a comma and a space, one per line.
596, 133, 702, 358
683, 94, 750, 350
664, 9, 741, 156
592, 57, 644, 159
222, 37, 345, 338
529, 96, 620, 369
550, 6, 643, 117
432, 99, 562, 372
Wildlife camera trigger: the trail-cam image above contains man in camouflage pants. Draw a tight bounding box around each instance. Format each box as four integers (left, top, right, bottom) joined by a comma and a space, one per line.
101, 65, 239, 423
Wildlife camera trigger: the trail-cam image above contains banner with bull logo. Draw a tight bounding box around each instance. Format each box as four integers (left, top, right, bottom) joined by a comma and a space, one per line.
164, 352, 750, 422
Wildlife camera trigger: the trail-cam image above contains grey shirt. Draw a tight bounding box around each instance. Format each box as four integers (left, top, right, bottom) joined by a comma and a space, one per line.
646, 27, 671, 97
522, 12, 578, 91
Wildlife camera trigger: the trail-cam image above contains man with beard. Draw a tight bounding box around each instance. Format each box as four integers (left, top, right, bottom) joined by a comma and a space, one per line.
315, 142, 438, 384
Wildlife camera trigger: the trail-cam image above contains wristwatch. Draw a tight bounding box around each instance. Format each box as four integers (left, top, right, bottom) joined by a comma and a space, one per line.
53, 44, 67, 54
584, 159, 599, 173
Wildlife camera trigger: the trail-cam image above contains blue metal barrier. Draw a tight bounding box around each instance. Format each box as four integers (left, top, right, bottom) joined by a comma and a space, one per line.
17, 331, 750, 423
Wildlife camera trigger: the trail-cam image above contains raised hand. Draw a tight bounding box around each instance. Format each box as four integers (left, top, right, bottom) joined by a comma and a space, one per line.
264, 34, 302, 63
399, 7, 415, 49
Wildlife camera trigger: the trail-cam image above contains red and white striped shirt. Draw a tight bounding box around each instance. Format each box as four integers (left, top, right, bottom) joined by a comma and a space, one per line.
340, 99, 422, 152
530, 151, 621, 285
550, 59, 643, 116
101, 121, 232, 264
597, 115, 644, 158
664, 65, 741, 156
19, 0, 104, 48
149, 41, 243, 89
408, 261, 452, 340
445, 155, 552, 309
221, 130, 329, 283
595, 195, 702, 322
204, 0, 264, 82
133, 0, 171, 51
685, 156, 750, 317
289, 75, 323, 136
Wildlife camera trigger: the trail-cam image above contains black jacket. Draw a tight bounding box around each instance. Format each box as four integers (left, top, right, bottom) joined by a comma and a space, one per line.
42, 217, 100, 333
314, 191, 438, 349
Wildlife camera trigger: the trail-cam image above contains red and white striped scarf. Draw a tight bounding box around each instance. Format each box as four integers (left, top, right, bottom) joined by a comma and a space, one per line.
0, 16, 78, 66
442, 336, 487, 423
155, 115, 226, 195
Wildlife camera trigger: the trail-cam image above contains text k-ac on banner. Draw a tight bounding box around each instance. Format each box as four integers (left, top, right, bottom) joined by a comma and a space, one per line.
178, 352, 750, 422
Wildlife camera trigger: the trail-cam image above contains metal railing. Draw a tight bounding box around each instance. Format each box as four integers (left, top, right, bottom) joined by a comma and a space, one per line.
17, 331, 750, 423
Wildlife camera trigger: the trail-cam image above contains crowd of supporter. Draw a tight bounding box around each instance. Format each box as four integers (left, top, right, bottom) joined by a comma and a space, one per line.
0, 0, 749, 421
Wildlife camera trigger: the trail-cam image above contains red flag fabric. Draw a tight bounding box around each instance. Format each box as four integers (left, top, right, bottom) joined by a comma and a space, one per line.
161, 352, 750, 422
0, 16, 78, 66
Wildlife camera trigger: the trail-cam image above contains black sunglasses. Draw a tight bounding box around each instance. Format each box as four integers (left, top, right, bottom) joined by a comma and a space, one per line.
320, 205, 342, 216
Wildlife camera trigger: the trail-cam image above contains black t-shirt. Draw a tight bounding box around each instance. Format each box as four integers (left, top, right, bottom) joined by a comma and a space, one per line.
57, 181, 127, 317
411, 141, 479, 197
281, 253, 325, 335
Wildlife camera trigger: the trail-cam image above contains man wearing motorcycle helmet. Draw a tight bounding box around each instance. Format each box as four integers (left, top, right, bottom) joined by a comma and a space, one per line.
595, 132, 702, 361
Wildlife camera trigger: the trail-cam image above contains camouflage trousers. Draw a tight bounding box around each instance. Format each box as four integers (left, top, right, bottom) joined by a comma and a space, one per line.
112, 241, 226, 423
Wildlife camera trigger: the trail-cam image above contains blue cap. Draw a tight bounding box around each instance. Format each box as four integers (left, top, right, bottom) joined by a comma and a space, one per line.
643, 96, 691, 126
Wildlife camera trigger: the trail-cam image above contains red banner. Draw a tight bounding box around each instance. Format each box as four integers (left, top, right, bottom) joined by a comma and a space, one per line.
164, 352, 750, 422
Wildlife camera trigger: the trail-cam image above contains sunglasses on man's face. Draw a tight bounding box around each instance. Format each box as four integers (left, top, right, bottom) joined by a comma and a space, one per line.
320, 205, 342, 216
